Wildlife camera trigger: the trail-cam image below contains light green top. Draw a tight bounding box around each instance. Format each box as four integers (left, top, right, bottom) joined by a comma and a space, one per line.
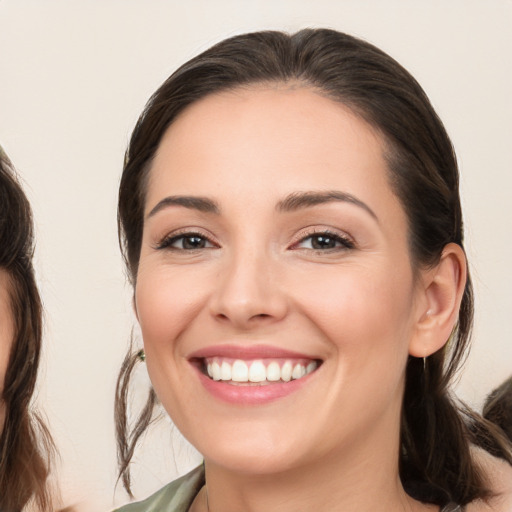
114, 465, 463, 512
115, 466, 204, 512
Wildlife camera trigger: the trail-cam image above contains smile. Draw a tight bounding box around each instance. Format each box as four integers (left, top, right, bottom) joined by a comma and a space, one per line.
204, 357, 319, 384
189, 345, 322, 404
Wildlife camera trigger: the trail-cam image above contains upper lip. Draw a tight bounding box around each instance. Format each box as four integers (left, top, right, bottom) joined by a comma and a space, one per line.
188, 344, 320, 361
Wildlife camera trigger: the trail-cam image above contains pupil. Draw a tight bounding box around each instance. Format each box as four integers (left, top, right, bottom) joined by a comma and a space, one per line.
312, 235, 335, 249
183, 236, 205, 249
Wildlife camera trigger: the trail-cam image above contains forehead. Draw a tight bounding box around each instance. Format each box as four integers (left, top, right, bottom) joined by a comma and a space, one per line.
146, 85, 402, 223
155, 84, 384, 167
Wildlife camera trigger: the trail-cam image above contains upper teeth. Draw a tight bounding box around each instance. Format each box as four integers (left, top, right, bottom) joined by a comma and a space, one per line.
205, 358, 318, 383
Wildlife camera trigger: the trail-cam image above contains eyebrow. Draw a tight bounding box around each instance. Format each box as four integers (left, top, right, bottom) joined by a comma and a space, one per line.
277, 191, 378, 221
147, 196, 220, 218
147, 190, 377, 221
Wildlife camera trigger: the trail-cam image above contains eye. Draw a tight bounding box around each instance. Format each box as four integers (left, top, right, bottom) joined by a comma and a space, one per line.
293, 231, 354, 251
156, 232, 216, 250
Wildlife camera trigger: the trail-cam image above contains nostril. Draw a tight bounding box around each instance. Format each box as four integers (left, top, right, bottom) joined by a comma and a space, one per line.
210, 287, 288, 327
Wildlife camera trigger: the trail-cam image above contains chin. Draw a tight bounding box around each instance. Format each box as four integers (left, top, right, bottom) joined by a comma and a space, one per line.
205, 445, 300, 476
185, 419, 319, 476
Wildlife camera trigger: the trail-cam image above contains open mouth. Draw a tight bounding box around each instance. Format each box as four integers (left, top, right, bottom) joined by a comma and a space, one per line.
196, 357, 321, 385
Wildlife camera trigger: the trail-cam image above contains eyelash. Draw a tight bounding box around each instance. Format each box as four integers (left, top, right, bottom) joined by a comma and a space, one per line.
155, 229, 354, 253
291, 230, 355, 252
155, 231, 216, 251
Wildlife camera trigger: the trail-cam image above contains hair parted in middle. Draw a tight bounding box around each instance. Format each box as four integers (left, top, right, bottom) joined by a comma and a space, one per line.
115, 28, 512, 505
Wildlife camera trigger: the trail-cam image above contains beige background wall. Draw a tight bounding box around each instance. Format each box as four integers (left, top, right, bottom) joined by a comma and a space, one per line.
0, 1, 511, 510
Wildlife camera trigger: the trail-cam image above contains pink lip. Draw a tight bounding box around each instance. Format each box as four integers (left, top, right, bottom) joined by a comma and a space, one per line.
194, 369, 314, 405
188, 344, 321, 406
188, 344, 317, 360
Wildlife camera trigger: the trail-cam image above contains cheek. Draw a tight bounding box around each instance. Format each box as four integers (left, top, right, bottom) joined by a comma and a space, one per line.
135, 264, 209, 353
294, 266, 415, 427
0, 349, 8, 392
134, 266, 210, 417
292, 262, 416, 363
0, 331, 13, 397
0, 329, 12, 434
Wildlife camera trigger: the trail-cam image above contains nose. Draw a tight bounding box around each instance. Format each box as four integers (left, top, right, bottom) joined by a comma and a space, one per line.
209, 249, 288, 329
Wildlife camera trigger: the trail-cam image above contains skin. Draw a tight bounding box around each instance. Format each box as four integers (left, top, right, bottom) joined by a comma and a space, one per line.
0, 269, 14, 430
135, 86, 465, 511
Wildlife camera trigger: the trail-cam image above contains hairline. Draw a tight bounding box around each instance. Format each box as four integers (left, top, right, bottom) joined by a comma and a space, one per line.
130, 80, 423, 281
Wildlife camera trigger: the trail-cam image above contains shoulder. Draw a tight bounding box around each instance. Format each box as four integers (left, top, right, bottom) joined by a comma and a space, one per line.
466, 448, 512, 512
114, 466, 205, 512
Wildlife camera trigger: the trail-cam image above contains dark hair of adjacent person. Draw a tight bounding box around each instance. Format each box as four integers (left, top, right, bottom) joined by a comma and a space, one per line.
0, 148, 55, 512
115, 29, 512, 505
483, 376, 512, 446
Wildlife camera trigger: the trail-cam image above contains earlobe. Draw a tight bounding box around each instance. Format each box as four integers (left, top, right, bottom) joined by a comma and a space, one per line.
409, 243, 467, 358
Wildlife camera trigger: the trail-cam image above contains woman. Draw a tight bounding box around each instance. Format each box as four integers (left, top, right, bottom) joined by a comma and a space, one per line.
0, 146, 55, 511
114, 29, 512, 511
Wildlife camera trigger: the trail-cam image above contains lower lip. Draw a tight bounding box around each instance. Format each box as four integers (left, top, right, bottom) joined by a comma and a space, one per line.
194, 367, 314, 405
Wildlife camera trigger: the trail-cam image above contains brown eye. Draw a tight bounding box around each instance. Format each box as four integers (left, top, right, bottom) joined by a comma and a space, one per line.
181, 235, 207, 249
157, 233, 215, 250
295, 232, 354, 251
310, 234, 337, 249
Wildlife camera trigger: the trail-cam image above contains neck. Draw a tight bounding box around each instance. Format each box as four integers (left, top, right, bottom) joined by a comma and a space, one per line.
198, 426, 436, 512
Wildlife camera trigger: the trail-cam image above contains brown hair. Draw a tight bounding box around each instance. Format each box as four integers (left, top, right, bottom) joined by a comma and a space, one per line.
115, 29, 512, 505
482, 376, 512, 446
0, 147, 55, 511
483, 377, 512, 441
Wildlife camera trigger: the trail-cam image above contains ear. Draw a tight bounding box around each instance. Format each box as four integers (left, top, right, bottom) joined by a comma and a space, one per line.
409, 243, 467, 358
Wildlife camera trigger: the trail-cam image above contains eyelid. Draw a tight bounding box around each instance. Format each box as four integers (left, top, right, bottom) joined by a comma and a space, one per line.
153, 227, 219, 250
289, 227, 355, 250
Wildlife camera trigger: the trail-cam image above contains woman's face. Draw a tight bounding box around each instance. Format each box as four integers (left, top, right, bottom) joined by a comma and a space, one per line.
0, 270, 14, 429
136, 86, 428, 474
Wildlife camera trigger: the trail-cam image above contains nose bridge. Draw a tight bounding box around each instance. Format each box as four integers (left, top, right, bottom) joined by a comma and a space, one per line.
210, 238, 286, 327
